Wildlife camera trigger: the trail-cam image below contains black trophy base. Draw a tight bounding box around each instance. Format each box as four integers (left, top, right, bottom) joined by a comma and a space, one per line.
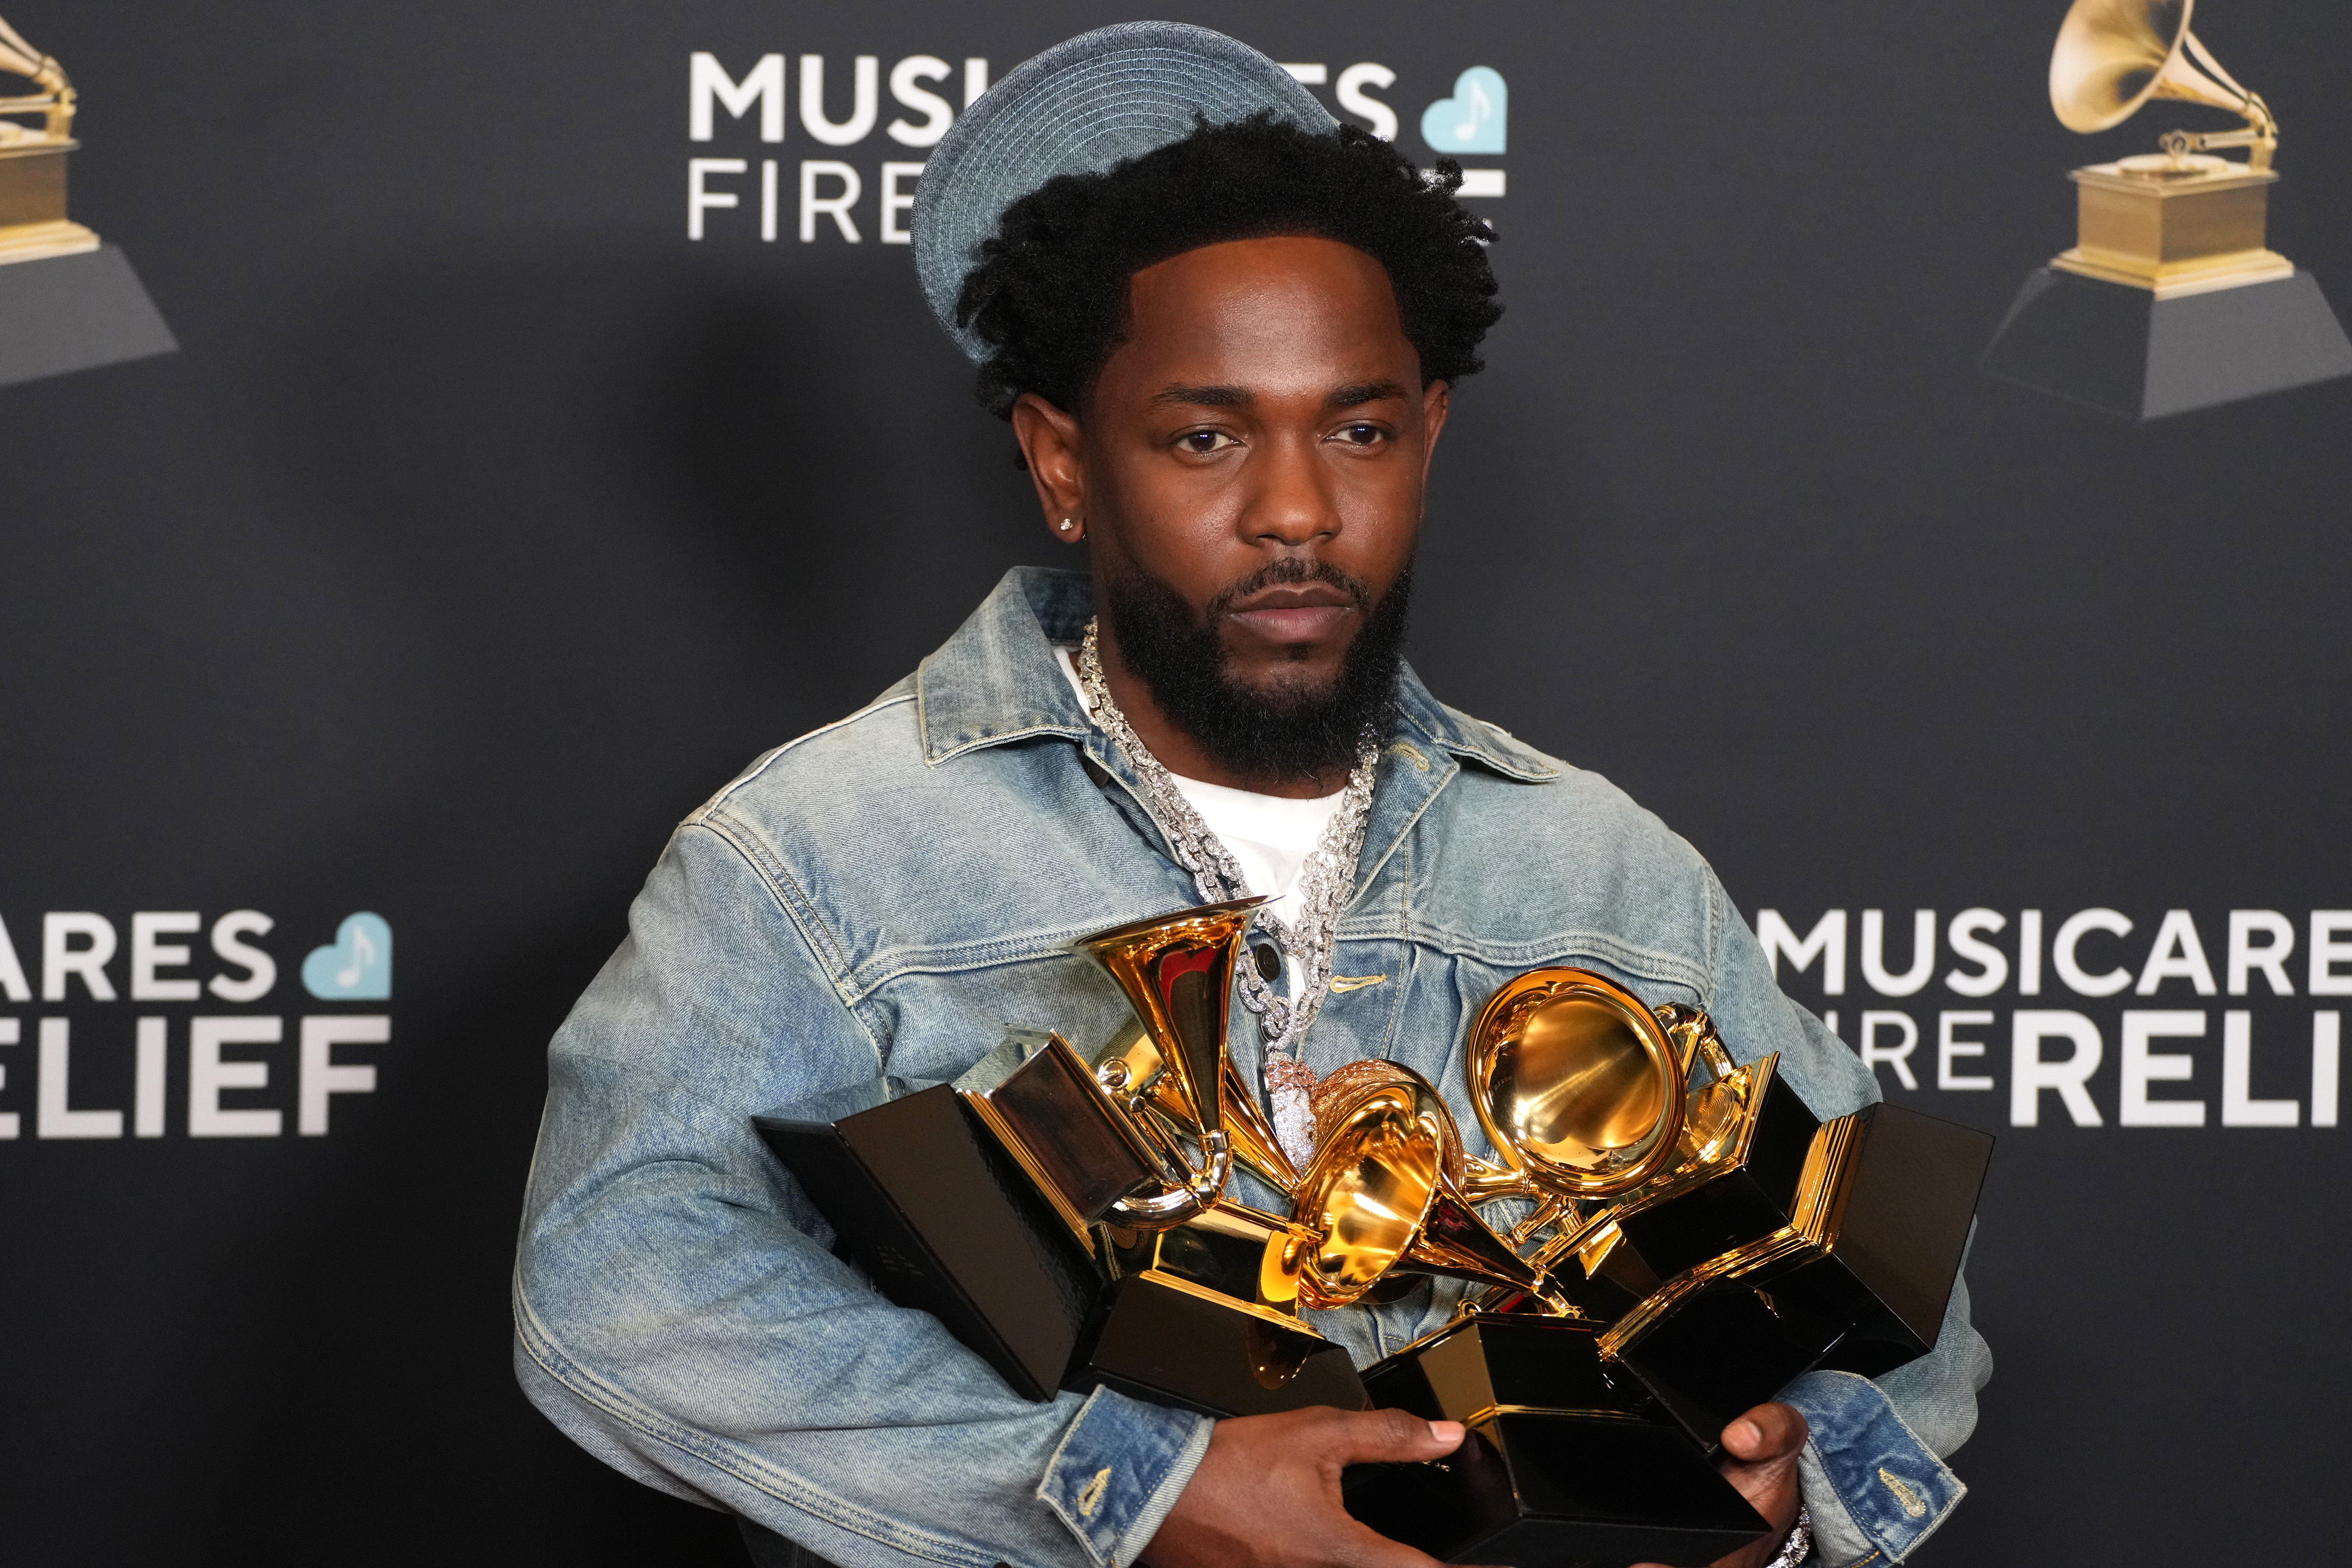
1981, 266, 2352, 420
1615, 1285, 1847, 1449
1362, 1314, 1652, 1426
754, 1083, 1100, 1403
1067, 1272, 1367, 1418
0, 245, 177, 389
1743, 1104, 1995, 1379
1347, 1316, 1766, 1565
1344, 1414, 1767, 1568
1588, 1068, 1820, 1309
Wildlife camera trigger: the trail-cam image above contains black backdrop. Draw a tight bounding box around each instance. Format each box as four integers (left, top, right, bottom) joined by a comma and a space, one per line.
4, 3, 2349, 1563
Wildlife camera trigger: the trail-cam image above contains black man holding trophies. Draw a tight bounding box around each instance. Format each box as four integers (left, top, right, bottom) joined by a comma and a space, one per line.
514, 23, 1990, 1568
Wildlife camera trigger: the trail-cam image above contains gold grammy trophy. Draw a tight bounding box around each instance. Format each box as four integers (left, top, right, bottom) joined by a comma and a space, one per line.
2048, 0, 2286, 298
1981, 0, 2352, 416
757, 898, 1371, 1416
0, 14, 96, 265
1332, 969, 1990, 1565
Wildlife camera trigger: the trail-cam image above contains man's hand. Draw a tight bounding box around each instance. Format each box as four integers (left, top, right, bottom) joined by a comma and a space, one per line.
1636, 1402, 1810, 1568
1138, 1406, 1468, 1568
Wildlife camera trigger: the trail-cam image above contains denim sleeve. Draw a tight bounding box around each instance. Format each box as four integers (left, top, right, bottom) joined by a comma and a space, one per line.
512, 822, 1210, 1568
1700, 868, 1995, 1564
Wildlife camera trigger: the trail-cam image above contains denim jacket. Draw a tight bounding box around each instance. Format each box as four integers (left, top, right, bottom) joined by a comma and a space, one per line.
513, 567, 1990, 1568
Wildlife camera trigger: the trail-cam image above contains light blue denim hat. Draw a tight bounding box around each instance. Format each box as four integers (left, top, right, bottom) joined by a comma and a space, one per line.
911, 21, 1337, 364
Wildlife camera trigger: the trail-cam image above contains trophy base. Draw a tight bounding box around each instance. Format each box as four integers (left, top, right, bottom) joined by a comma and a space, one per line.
1361, 1313, 1653, 1426
1345, 1316, 1767, 1565
1982, 266, 2352, 420
1613, 1284, 1848, 1449
1343, 1413, 1767, 1567
755, 1083, 1102, 1403
0, 141, 77, 240
0, 218, 98, 266
1734, 1105, 1995, 1378
1066, 1272, 1367, 1418
1596, 1063, 1820, 1291
0, 244, 177, 390
2061, 160, 2286, 299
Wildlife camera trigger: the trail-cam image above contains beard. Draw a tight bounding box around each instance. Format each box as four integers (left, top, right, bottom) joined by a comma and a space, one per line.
1098, 553, 1412, 789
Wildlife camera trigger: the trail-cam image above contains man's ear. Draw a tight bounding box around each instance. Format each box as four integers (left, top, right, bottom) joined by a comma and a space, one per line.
1418, 380, 1451, 488
1010, 393, 1088, 543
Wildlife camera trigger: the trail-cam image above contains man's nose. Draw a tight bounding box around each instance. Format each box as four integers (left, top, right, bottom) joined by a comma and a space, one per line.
1241, 432, 1340, 547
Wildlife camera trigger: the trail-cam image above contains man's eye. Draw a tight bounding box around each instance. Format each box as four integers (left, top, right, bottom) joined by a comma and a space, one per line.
1179, 430, 1238, 454
1336, 423, 1386, 446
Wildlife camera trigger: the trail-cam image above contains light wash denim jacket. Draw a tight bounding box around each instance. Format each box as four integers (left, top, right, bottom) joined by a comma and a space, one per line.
513, 567, 1991, 1568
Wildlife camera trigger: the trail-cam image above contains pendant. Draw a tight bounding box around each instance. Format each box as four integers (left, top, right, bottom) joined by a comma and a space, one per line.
1266, 1054, 1320, 1170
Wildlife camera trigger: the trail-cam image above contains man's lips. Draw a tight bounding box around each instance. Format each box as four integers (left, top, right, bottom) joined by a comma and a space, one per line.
1226, 604, 1354, 642
1221, 585, 1360, 644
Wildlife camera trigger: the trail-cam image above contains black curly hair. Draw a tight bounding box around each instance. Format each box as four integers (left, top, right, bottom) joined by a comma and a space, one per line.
954, 115, 1502, 419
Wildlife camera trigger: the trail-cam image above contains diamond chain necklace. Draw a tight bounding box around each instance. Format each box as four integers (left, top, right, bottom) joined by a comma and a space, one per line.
1077, 618, 1379, 1167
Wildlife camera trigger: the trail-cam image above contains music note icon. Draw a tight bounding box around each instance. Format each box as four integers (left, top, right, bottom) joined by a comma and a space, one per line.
1420, 67, 1508, 155
302, 912, 393, 1001
1456, 80, 1491, 143
337, 926, 376, 989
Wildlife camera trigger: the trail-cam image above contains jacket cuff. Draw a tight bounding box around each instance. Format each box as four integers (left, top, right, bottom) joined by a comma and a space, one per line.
1037, 1386, 1215, 1568
1783, 1370, 1966, 1566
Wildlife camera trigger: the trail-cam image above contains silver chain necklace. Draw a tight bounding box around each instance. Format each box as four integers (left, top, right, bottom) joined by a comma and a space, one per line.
1077, 618, 1380, 1168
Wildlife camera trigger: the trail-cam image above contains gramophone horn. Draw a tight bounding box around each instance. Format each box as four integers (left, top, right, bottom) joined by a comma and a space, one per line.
1074, 898, 1266, 1224
2050, 0, 2275, 164
1465, 969, 1688, 1202
1290, 1065, 1564, 1312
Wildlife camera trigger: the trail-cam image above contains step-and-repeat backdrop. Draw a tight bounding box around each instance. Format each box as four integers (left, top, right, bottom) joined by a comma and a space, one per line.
5, 2, 2347, 1563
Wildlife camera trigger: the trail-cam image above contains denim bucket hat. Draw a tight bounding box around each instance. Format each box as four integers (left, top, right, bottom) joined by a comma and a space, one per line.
910, 21, 1336, 365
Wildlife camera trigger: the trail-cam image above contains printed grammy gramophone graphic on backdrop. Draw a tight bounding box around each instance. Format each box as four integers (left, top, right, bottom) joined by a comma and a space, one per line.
1983, 0, 2352, 419
0, 11, 173, 388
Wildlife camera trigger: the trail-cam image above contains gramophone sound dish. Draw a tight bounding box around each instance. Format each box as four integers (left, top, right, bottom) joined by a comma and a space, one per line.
2051, 0, 2194, 133
1506, 996, 1666, 1157
1466, 969, 1686, 1199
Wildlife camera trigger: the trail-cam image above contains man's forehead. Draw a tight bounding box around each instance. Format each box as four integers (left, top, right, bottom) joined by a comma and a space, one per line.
1146, 379, 1411, 410
1107, 236, 1415, 402
1126, 235, 1396, 321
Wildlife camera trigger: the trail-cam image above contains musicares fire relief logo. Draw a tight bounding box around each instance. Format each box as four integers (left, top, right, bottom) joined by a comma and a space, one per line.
679, 46, 1509, 247
1760, 905, 2344, 1131
0, 909, 390, 1143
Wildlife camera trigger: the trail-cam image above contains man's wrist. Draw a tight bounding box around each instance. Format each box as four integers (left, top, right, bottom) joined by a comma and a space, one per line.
1761, 1504, 1812, 1568
1038, 1386, 1215, 1567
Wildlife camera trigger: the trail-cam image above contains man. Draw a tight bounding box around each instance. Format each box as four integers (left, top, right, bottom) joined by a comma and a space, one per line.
514, 24, 1988, 1568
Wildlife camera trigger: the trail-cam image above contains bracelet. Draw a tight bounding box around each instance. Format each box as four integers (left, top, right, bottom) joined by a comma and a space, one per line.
1761, 1505, 1812, 1568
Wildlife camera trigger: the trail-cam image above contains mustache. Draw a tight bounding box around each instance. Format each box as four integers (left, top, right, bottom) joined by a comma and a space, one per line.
1203, 556, 1375, 621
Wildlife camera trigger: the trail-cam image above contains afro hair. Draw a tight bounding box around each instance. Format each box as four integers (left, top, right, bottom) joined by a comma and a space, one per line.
954, 115, 1502, 418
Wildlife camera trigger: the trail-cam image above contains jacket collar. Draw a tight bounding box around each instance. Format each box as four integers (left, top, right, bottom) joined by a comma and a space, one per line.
916, 566, 1559, 786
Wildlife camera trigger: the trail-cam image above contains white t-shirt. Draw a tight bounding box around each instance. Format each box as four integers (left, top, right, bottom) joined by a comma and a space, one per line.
1054, 646, 1344, 936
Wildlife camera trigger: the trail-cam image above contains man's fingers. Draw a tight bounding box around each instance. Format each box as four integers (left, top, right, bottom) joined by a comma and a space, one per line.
1324, 1406, 1466, 1466
1718, 1401, 1809, 1463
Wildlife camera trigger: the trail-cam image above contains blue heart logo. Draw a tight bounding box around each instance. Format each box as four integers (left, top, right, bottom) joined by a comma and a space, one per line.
302, 912, 393, 1001
1420, 67, 1508, 154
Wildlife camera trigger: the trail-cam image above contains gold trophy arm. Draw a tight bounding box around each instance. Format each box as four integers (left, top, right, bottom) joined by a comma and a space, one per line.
1458, 1159, 1539, 1203
2155, 32, 2276, 169
0, 16, 76, 141
1105, 1128, 1230, 1226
